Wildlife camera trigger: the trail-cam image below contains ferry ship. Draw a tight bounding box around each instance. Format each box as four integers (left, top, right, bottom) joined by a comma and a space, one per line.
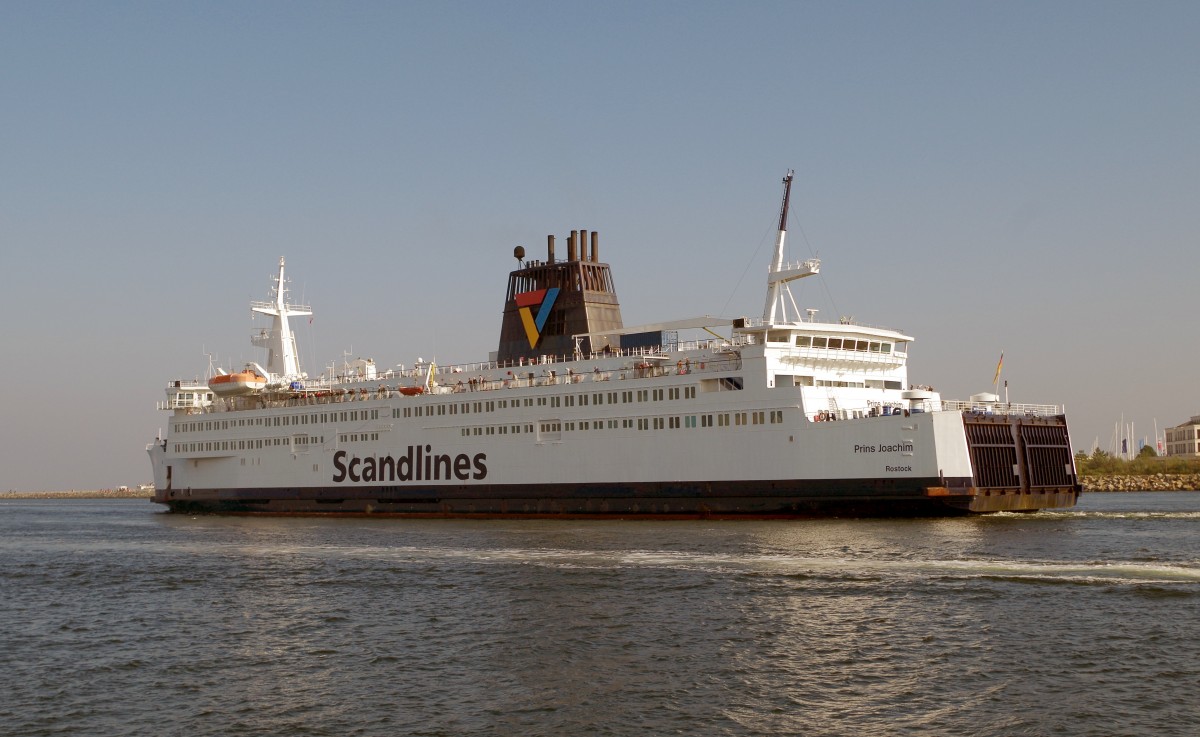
147, 174, 1081, 517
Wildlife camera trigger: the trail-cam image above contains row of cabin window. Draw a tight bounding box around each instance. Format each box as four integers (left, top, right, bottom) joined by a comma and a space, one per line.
338, 433, 380, 444
797, 336, 892, 353
177, 410, 381, 433
797, 379, 903, 390
173, 435, 328, 453
401, 386, 701, 419
463, 425, 537, 436
177, 386, 711, 430
175, 407, 791, 450
458, 410, 785, 436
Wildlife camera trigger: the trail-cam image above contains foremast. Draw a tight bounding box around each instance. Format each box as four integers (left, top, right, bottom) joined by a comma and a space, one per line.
250, 257, 312, 384
762, 170, 820, 325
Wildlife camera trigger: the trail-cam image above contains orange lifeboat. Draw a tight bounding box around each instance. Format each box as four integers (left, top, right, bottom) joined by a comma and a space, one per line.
208, 370, 268, 397
398, 386, 424, 396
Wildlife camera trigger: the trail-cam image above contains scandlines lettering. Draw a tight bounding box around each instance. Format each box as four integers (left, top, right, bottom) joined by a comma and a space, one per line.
332, 446, 487, 483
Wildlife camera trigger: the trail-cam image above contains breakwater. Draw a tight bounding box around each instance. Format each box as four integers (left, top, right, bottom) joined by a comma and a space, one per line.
1, 488, 155, 499
1082, 474, 1200, 492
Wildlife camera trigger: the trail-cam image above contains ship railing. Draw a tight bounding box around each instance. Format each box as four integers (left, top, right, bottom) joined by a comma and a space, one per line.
938, 399, 1063, 417
250, 299, 311, 313
779, 347, 908, 366
737, 316, 901, 332
158, 399, 214, 411
430, 341, 748, 376
451, 355, 744, 391
285, 342, 751, 387
167, 346, 750, 413
164, 379, 211, 390
809, 401, 911, 422
807, 398, 1064, 422
178, 355, 747, 412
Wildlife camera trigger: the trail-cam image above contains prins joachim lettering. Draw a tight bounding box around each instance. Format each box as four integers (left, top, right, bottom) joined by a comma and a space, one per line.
332, 446, 487, 483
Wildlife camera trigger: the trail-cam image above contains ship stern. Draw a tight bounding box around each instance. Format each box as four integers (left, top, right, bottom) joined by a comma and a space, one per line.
935, 412, 1081, 513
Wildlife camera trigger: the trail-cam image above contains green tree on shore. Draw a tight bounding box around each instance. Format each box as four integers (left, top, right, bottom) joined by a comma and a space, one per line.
1075, 448, 1200, 476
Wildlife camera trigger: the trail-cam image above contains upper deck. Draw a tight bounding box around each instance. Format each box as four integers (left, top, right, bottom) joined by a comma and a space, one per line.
159, 332, 1064, 425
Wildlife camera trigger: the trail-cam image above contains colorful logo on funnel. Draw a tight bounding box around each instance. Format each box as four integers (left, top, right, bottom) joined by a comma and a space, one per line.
515, 287, 560, 348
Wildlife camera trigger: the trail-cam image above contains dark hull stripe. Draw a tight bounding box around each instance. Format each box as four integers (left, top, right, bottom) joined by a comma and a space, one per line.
157, 478, 1081, 517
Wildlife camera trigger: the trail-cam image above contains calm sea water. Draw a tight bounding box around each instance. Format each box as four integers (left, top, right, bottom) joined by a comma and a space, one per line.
2, 493, 1198, 737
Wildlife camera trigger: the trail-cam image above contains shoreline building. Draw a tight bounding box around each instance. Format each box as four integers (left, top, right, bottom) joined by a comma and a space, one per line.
1164, 415, 1200, 457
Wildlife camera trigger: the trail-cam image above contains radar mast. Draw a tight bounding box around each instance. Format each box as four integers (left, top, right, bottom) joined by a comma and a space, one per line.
762, 170, 820, 324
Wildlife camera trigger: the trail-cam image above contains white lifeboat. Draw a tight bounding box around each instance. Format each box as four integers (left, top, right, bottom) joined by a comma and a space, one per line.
208, 370, 268, 397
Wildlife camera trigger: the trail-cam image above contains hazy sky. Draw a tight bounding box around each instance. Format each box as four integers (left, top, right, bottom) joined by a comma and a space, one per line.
2, 1, 1196, 490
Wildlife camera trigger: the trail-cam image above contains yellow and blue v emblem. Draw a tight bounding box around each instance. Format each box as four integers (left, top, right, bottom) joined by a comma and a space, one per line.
514, 288, 560, 349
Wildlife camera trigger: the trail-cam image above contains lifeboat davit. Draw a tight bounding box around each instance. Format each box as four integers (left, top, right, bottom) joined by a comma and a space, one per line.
208, 371, 268, 397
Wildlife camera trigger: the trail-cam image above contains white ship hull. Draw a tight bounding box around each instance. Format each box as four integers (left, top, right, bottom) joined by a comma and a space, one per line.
148, 348, 1078, 516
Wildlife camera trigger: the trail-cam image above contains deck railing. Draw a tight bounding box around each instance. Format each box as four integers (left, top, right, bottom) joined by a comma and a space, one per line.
937, 399, 1063, 417
162, 352, 747, 413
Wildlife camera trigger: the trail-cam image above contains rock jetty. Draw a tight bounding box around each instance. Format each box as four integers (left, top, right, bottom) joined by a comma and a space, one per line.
0, 488, 155, 499
1082, 474, 1200, 492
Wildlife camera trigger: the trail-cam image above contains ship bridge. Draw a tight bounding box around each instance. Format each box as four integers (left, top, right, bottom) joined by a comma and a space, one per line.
735, 318, 912, 371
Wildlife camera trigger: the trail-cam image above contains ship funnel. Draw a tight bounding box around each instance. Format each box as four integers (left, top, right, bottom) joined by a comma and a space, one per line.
497, 226, 623, 363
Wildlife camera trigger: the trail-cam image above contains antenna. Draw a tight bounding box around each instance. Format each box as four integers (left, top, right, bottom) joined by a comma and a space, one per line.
250, 257, 312, 381
777, 169, 793, 232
